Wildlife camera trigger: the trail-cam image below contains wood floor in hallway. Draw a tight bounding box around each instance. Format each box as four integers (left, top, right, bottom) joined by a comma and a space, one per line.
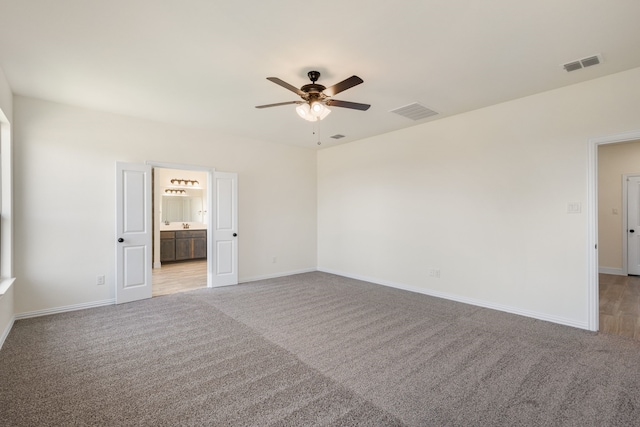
152, 259, 207, 297
599, 273, 640, 341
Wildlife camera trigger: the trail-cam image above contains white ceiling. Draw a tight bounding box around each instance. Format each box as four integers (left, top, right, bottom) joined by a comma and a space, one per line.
1, 0, 639, 149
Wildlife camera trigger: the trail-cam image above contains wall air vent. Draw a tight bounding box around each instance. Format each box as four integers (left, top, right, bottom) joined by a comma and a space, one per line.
563, 54, 603, 72
390, 103, 438, 121
330, 134, 346, 139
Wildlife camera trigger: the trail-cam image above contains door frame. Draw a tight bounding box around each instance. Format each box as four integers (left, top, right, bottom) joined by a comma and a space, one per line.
622, 173, 640, 276
588, 129, 640, 331
147, 161, 215, 288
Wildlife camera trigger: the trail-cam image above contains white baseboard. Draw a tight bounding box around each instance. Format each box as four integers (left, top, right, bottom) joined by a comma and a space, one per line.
15, 299, 115, 320
239, 268, 318, 284
599, 267, 625, 276
318, 267, 590, 330
0, 315, 15, 350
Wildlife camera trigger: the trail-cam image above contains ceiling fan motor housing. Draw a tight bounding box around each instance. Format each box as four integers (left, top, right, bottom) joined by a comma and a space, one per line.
301, 71, 327, 102
307, 70, 321, 82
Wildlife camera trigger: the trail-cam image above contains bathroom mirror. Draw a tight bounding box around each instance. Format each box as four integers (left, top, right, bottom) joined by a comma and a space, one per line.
162, 189, 204, 223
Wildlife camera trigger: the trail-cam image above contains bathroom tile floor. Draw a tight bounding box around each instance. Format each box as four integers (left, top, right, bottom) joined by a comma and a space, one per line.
152, 259, 207, 297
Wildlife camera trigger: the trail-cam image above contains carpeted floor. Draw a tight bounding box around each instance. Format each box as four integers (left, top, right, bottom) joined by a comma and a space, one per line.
2, 272, 640, 426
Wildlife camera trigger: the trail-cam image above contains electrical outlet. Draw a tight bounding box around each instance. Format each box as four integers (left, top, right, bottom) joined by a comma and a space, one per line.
96, 274, 105, 285
434, 269, 441, 278
272, 256, 277, 264
429, 269, 441, 278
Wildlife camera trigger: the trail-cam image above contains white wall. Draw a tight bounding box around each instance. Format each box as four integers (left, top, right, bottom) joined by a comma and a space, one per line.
318, 67, 640, 329
597, 140, 640, 272
13, 96, 317, 314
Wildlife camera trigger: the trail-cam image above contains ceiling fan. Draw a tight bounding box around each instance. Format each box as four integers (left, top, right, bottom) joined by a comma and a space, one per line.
255, 71, 370, 121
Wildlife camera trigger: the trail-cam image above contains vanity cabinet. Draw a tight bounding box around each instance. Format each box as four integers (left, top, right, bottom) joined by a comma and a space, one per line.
160, 232, 176, 262
160, 230, 206, 262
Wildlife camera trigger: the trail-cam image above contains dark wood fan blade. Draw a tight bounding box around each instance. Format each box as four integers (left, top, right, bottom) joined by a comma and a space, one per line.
255, 101, 303, 109
266, 77, 305, 96
323, 76, 364, 97
326, 99, 371, 111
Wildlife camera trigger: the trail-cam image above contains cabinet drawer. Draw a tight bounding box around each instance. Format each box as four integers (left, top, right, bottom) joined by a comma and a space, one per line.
160, 231, 175, 239
175, 230, 206, 239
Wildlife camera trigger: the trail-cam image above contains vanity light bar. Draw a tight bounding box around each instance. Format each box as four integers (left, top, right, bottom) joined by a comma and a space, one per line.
170, 179, 199, 186
165, 189, 187, 195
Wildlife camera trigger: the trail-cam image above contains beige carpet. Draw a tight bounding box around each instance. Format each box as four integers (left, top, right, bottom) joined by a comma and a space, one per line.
2, 272, 640, 426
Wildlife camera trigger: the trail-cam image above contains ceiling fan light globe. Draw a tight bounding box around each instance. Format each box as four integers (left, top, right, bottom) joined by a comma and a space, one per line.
311, 101, 324, 115
296, 104, 310, 118
296, 104, 317, 121
318, 107, 331, 120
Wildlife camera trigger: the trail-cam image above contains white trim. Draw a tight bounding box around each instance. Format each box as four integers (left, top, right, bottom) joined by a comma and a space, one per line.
599, 267, 625, 276
239, 268, 318, 284
0, 315, 14, 350
1, 120, 14, 279
588, 130, 640, 332
14, 299, 115, 320
145, 161, 214, 172
207, 169, 215, 288
0, 278, 16, 349
319, 267, 590, 330
622, 173, 640, 276
0, 277, 14, 295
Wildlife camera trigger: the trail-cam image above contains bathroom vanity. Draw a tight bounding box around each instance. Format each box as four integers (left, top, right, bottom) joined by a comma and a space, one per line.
160, 229, 206, 262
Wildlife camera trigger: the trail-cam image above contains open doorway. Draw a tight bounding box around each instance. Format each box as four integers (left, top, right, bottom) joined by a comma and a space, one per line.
152, 167, 209, 297
594, 135, 640, 340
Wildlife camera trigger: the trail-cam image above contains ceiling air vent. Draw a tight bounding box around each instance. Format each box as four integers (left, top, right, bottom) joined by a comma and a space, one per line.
330, 134, 346, 139
390, 103, 438, 121
580, 55, 601, 68
563, 54, 603, 72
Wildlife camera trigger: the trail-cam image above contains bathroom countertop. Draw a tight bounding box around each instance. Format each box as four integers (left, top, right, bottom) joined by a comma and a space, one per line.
160, 223, 207, 231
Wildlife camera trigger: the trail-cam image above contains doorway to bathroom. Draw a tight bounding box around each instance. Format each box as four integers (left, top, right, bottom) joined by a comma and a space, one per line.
115, 161, 237, 304
152, 167, 209, 297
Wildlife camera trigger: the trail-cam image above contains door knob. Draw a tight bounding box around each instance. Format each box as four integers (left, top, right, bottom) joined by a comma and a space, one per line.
630, 230, 635, 233
233, 233, 237, 237
118, 238, 124, 242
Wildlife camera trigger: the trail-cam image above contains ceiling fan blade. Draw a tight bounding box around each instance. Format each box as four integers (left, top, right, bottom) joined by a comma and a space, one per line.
323, 76, 364, 97
266, 77, 305, 96
255, 101, 303, 109
326, 99, 371, 111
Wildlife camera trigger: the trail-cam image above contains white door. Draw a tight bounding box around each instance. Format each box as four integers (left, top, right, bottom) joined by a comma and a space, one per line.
628, 176, 640, 275
116, 162, 152, 303
212, 172, 238, 287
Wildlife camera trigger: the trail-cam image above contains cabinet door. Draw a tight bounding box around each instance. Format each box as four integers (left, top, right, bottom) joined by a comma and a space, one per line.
193, 237, 207, 259
175, 239, 192, 260
160, 238, 176, 262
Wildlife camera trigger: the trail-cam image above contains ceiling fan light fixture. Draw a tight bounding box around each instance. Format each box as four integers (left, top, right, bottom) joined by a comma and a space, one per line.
310, 101, 324, 114
296, 103, 315, 121
317, 105, 331, 120
310, 101, 331, 120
